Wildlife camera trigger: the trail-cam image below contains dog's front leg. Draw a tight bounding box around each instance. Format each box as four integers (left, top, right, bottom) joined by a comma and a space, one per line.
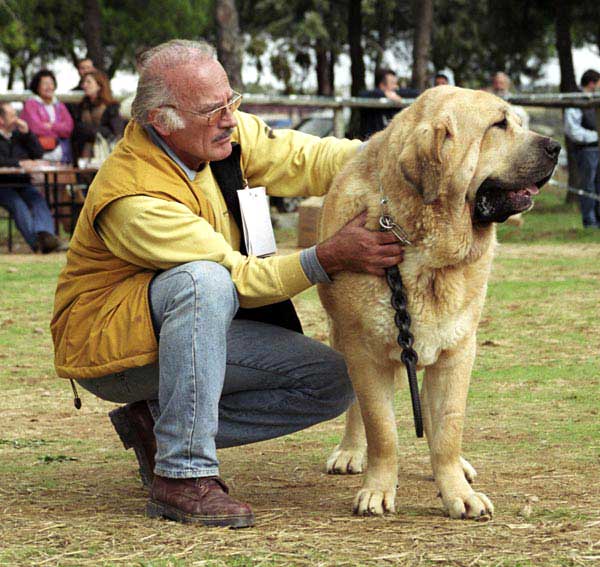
344, 347, 397, 515
327, 401, 366, 474
423, 334, 494, 519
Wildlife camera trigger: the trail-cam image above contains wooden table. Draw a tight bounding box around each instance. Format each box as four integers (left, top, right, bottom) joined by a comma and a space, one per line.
0, 164, 99, 237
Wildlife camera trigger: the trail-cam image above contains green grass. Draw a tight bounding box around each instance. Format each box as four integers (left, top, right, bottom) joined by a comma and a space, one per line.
1, 195, 599, 566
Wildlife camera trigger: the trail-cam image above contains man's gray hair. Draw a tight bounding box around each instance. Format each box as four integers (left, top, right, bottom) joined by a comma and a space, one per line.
132, 39, 216, 132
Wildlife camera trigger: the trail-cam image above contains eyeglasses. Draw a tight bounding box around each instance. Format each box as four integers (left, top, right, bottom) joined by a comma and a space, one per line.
164, 91, 243, 125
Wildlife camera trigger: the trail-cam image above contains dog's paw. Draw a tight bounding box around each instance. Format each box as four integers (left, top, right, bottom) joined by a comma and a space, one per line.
326, 446, 365, 474
460, 456, 478, 484
353, 487, 396, 516
444, 490, 494, 519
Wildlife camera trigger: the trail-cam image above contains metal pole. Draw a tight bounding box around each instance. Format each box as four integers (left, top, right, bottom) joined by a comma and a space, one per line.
333, 107, 345, 138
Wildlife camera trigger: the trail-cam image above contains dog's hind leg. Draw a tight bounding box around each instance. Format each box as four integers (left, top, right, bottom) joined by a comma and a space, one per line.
327, 401, 366, 474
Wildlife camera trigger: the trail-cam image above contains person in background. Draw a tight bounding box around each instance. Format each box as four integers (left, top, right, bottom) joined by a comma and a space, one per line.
72, 57, 96, 91
0, 102, 64, 253
71, 70, 125, 163
20, 70, 74, 163
564, 69, 600, 229
488, 71, 530, 129
433, 73, 450, 86
358, 68, 403, 140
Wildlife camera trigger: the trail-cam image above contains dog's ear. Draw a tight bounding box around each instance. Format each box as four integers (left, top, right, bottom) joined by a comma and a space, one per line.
400, 113, 456, 204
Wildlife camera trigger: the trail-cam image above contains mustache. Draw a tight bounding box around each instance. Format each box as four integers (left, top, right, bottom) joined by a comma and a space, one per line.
213, 129, 234, 142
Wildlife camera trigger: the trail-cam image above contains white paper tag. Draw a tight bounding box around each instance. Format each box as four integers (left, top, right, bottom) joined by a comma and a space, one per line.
237, 186, 277, 257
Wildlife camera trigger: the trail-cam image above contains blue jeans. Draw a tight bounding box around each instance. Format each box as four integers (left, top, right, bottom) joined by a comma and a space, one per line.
574, 147, 600, 227
78, 261, 354, 479
0, 184, 55, 249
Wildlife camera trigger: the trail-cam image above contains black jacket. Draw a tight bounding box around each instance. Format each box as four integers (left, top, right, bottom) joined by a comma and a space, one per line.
358, 88, 402, 141
71, 100, 125, 161
0, 130, 44, 184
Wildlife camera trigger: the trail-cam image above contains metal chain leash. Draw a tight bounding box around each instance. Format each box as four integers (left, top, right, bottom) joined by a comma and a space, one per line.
378, 180, 423, 438
384, 265, 423, 438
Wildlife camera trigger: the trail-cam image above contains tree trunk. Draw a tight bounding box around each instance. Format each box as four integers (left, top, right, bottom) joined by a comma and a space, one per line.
315, 40, 333, 96
373, 0, 389, 76
215, 0, 244, 91
554, 2, 577, 92
20, 64, 28, 89
328, 48, 336, 93
411, 0, 433, 91
83, 0, 105, 71
554, 1, 579, 202
348, 0, 365, 97
7, 62, 15, 90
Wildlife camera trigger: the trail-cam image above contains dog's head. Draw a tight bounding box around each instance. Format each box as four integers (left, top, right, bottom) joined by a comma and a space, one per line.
388, 86, 559, 225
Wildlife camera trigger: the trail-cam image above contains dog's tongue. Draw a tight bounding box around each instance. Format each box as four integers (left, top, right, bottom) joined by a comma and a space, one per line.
509, 184, 539, 198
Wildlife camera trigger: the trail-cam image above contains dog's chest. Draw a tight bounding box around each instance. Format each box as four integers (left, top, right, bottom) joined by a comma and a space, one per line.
375, 263, 487, 367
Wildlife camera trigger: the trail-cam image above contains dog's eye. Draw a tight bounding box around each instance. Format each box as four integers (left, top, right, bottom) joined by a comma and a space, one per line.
494, 118, 508, 129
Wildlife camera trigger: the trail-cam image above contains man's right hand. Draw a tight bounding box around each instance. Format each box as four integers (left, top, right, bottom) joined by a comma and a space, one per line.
316, 211, 406, 277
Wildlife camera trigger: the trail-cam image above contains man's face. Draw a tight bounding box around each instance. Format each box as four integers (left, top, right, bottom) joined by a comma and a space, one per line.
78, 59, 95, 78
434, 76, 449, 86
157, 60, 238, 167
380, 73, 399, 92
0, 104, 17, 131
492, 74, 509, 93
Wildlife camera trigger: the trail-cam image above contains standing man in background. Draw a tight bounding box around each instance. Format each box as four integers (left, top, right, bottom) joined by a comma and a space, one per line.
564, 69, 600, 229
358, 68, 403, 140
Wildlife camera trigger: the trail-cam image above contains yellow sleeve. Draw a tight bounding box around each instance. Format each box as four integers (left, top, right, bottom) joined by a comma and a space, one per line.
234, 111, 362, 198
97, 195, 312, 308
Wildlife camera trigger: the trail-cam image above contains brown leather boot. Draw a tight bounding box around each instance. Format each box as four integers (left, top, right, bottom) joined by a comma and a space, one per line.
146, 476, 255, 528
109, 401, 156, 488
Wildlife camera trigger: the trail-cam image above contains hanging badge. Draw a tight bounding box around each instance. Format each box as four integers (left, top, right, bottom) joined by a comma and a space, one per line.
237, 186, 277, 257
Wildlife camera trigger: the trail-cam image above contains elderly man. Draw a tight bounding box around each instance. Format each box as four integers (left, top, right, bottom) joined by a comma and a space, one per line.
0, 102, 62, 253
51, 40, 404, 528
489, 71, 530, 130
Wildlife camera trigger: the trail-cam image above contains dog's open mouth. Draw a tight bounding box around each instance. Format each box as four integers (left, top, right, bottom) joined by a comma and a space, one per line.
473, 172, 553, 224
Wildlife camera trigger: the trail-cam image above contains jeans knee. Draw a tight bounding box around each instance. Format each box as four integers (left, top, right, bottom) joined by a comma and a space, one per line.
319, 353, 355, 417
178, 261, 238, 309
151, 261, 239, 328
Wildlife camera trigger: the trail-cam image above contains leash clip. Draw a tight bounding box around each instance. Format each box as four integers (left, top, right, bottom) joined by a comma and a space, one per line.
379, 215, 412, 246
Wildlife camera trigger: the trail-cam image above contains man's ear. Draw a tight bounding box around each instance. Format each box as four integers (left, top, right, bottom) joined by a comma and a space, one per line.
400, 113, 456, 204
148, 108, 169, 137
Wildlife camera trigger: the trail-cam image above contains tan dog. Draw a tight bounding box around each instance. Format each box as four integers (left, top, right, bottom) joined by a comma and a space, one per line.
318, 86, 559, 519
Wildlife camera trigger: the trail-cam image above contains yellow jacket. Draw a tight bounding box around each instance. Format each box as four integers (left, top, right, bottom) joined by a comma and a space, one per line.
51, 112, 360, 379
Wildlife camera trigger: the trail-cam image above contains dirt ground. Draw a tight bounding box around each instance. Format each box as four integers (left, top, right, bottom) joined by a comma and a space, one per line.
0, 243, 599, 566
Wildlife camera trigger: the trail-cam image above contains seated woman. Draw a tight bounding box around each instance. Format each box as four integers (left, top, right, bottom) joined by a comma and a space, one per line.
20, 69, 74, 164
71, 70, 125, 163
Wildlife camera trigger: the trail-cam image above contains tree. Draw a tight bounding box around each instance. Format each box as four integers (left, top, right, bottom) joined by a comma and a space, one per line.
83, 0, 105, 71
215, 0, 243, 90
431, 0, 553, 87
411, 0, 432, 91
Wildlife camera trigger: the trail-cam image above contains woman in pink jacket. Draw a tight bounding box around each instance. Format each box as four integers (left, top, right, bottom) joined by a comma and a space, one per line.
20, 69, 74, 163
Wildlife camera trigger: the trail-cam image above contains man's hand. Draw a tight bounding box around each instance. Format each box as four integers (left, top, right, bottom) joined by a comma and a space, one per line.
316, 211, 405, 277
384, 90, 403, 103
14, 118, 29, 134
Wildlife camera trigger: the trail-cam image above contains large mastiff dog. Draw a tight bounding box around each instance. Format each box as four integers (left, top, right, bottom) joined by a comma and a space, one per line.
318, 86, 559, 519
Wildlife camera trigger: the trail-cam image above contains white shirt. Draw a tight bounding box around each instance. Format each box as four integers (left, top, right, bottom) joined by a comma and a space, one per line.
564, 107, 598, 145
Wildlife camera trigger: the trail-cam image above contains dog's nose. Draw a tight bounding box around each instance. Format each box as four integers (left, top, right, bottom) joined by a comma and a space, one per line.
544, 139, 561, 161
